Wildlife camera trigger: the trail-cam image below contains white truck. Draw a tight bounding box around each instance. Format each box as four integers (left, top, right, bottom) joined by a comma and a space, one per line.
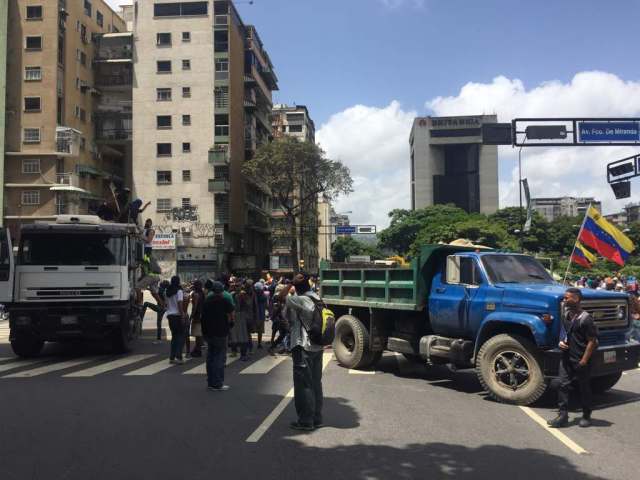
0, 215, 145, 357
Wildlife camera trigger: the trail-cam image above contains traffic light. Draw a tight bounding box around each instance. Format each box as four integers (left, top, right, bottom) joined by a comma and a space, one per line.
611, 181, 631, 199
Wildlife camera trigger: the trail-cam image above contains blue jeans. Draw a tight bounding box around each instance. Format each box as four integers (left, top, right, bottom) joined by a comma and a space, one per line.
168, 315, 184, 360
206, 336, 228, 388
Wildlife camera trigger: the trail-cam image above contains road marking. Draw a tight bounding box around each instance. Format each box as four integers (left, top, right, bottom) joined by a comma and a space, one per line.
183, 355, 239, 375
240, 355, 287, 374
0, 358, 45, 373
519, 407, 588, 455
63, 354, 155, 378
125, 357, 176, 376
348, 369, 375, 374
3, 357, 99, 378
246, 352, 333, 443
0, 356, 14, 362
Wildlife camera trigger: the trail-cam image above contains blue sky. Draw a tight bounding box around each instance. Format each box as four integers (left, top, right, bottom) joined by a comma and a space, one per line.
108, 0, 640, 227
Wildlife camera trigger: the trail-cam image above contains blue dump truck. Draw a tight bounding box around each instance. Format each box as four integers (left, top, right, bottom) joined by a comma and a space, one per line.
320, 245, 640, 405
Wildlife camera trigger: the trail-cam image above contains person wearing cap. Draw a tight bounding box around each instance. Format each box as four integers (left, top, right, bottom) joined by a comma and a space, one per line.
202, 280, 235, 391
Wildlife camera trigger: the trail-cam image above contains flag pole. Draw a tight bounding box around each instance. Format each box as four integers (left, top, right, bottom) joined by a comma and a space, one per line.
563, 204, 591, 285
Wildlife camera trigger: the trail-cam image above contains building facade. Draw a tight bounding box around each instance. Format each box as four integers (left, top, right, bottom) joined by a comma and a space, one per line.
0, 0, 7, 225
269, 104, 318, 273
3, 0, 126, 239
410, 115, 499, 214
531, 197, 602, 222
317, 198, 350, 263
131, 0, 277, 280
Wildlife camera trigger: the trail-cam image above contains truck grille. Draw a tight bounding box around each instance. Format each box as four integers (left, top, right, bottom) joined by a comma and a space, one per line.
580, 299, 628, 330
26, 286, 116, 301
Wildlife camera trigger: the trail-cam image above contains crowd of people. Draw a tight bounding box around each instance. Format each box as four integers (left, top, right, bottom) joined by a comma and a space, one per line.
573, 274, 639, 293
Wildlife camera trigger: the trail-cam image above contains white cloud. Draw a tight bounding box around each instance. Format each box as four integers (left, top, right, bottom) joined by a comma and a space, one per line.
105, 0, 131, 11
317, 102, 416, 229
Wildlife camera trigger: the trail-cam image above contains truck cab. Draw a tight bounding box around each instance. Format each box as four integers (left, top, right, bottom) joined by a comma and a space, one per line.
0, 216, 145, 357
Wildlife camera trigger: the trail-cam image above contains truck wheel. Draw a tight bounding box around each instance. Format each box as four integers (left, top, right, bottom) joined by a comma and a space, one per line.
333, 315, 371, 369
11, 334, 44, 358
476, 333, 546, 405
590, 372, 622, 394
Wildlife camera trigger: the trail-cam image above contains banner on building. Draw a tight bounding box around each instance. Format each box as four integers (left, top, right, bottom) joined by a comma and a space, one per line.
152, 233, 176, 250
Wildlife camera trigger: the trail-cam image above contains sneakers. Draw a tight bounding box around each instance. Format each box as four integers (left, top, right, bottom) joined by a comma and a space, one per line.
208, 385, 230, 392
547, 413, 569, 428
289, 421, 314, 431
579, 417, 592, 428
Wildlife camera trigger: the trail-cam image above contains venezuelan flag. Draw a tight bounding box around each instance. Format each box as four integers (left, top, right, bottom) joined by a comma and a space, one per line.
579, 206, 634, 266
570, 242, 596, 269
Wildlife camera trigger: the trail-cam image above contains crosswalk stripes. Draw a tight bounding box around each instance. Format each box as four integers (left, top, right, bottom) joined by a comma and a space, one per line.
63, 354, 156, 378
125, 357, 180, 376
3, 357, 99, 378
0, 322, 10, 343
239, 355, 288, 375
0, 358, 44, 374
183, 355, 239, 375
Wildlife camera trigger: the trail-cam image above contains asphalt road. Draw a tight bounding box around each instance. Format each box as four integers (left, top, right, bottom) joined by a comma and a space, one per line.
1, 316, 639, 480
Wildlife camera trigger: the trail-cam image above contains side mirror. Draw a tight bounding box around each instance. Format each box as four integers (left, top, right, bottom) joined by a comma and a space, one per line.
446, 256, 461, 284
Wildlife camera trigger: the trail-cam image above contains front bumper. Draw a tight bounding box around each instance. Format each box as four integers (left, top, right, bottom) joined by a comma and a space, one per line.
8, 302, 130, 341
543, 342, 640, 377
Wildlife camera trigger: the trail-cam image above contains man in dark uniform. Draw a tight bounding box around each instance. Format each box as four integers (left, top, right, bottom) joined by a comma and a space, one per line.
548, 287, 598, 428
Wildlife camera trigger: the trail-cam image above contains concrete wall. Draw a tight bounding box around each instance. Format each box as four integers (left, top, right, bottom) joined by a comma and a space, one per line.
0, 0, 6, 225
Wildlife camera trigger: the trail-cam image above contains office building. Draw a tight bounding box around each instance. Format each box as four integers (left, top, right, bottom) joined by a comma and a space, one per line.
269, 104, 318, 273
0, 1, 7, 225
317, 198, 351, 263
604, 211, 627, 227
410, 115, 499, 214
531, 197, 602, 222
131, 0, 278, 279
3, 0, 126, 239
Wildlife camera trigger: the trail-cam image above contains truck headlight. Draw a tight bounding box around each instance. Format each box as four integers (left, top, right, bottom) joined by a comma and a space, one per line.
106, 314, 120, 324
540, 314, 554, 325
15, 316, 31, 326
617, 307, 627, 320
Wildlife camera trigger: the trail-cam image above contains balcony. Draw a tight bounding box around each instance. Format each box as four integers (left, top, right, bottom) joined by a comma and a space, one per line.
94, 33, 134, 62
55, 127, 81, 156
96, 128, 132, 142
209, 147, 229, 165
94, 73, 132, 88
209, 179, 231, 193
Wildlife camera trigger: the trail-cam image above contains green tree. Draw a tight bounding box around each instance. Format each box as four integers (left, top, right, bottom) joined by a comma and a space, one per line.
547, 215, 582, 255
331, 236, 384, 262
489, 207, 549, 252
244, 137, 353, 271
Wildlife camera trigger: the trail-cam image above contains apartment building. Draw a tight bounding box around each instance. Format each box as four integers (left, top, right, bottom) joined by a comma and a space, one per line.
269, 104, 319, 273
131, 0, 278, 279
3, 0, 126, 239
0, 1, 7, 224
531, 196, 602, 222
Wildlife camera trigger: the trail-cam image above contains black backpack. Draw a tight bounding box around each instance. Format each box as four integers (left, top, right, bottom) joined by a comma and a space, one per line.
303, 296, 336, 346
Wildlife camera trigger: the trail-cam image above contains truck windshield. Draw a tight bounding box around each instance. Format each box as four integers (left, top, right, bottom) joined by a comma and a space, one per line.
19, 234, 127, 266
481, 255, 554, 284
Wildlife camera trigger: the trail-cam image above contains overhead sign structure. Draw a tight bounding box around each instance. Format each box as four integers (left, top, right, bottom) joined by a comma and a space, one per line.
152, 233, 176, 250
511, 118, 640, 147
335, 225, 377, 235
579, 121, 640, 143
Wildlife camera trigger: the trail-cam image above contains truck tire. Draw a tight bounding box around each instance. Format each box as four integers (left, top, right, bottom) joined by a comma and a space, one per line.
476, 333, 546, 405
11, 334, 44, 358
590, 372, 622, 394
333, 315, 371, 369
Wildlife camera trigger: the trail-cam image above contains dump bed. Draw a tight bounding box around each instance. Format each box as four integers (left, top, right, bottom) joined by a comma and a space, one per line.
319, 245, 478, 311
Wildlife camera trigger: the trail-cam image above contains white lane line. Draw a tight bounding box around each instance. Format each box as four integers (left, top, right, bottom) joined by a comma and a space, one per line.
125, 358, 177, 376
183, 355, 239, 375
240, 355, 287, 375
3, 357, 99, 378
63, 354, 156, 378
0, 358, 45, 373
348, 369, 375, 375
519, 407, 588, 455
246, 352, 333, 443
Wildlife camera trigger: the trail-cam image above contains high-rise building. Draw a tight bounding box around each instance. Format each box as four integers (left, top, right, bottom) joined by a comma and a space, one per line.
269, 104, 318, 273
3, 0, 126, 239
131, 1, 278, 280
410, 115, 499, 214
531, 197, 602, 222
0, 0, 7, 226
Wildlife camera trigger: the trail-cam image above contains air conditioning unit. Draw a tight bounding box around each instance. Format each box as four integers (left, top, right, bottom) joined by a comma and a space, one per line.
180, 226, 192, 235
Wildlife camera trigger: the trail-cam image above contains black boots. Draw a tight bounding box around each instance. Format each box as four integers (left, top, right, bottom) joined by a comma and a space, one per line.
547, 413, 569, 428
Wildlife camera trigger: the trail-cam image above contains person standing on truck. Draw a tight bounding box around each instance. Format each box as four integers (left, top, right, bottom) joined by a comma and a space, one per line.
165, 276, 187, 364
548, 287, 598, 428
284, 273, 325, 431
143, 219, 155, 258
202, 280, 235, 391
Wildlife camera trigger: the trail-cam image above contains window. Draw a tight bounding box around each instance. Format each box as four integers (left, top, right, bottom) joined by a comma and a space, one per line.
156, 33, 172, 46
156, 88, 172, 101
157, 115, 172, 129
75, 105, 81, 118
182, 114, 191, 125
182, 32, 191, 42
80, 137, 86, 150
214, 31, 228, 52
215, 59, 228, 80
154, 2, 208, 17
157, 198, 172, 212
289, 124, 303, 133
75, 77, 80, 90
24, 97, 41, 112
157, 60, 172, 73
80, 24, 87, 43
214, 86, 229, 108
182, 87, 191, 98
182, 198, 191, 209
182, 142, 191, 153
22, 159, 41, 174
157, 143, 172, 157
157, 171, 172, 184
182, 170, 191, 181
79, 108, 87, 122
215, 114, 229, 136
23, 128, 41, 143
84, 1, 92, 17
446, 256, 482, 286
182, 59, 191, 70
25, 36, 42, 50
96, 10, 104, 27
26, 6, 43, 20
80, 51, 87, 66
21, 190, 40, 206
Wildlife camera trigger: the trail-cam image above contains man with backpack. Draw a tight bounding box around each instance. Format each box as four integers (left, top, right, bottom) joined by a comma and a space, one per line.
283, 273, 335, 431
